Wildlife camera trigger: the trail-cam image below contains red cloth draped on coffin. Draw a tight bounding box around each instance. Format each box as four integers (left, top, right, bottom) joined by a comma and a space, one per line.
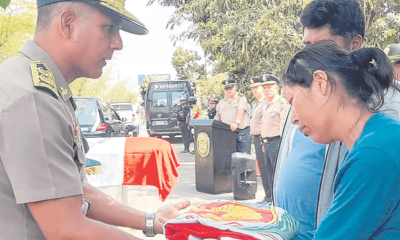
123, 137, 180, 201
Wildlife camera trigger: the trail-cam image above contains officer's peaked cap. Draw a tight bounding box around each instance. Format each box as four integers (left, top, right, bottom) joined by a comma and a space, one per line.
222, 79, 236, 87
37, 0, 148, 35
209, 99, 219, 104
261, 74, 280, 85
249, 76, 262, 88
384, 44, 400, 63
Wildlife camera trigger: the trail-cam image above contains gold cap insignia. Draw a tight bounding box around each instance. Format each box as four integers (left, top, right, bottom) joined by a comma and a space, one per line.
250, 79, 254, 84
30, 60, 59, 99
263, 76, 267, 81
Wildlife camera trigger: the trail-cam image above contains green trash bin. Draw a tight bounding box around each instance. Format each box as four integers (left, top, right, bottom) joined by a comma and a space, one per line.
190, 119, 236, 194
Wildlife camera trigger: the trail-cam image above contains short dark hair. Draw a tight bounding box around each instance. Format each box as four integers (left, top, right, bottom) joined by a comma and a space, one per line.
281, 40, 394, 111
300, 0, 365, 41
37, 1, 94, 32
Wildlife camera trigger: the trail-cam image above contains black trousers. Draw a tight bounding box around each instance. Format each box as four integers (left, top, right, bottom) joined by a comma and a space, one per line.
253, 135, 269, 197
179, 122, 191, 150
263, 137, 281, 201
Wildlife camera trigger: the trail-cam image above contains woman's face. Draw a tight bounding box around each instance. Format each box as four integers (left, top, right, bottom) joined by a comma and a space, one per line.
283, 77, 335, 144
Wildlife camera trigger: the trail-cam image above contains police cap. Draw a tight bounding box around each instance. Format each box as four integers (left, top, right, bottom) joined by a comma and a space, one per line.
209, 99, 219, 104
222, 79, 236, 88
260, 74, 280, 86
384, 44, 400, 63
188, 96, 197, 104
249, 77, 262, 88
37, 0, 148, 35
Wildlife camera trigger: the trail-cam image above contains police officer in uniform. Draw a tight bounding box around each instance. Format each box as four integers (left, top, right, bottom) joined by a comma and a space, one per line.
215, 79, 251, 153
260, 74, 290, 203
177, 97, 191, 153
248, 76, 269, 199
385, 44, 400, 81
207, 99, 219, 119
0, 1, 189, 239
383, 44, 400, 120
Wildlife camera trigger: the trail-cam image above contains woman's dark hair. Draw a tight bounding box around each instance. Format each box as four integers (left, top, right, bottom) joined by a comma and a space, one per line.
281, 40, 395, 111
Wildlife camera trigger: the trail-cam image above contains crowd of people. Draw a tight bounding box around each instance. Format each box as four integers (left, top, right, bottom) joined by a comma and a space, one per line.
1, 0, 400, 239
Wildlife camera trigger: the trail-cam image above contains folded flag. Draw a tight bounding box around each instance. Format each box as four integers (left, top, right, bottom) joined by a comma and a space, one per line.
164, 200, 299, 240
85, 137, 180, 201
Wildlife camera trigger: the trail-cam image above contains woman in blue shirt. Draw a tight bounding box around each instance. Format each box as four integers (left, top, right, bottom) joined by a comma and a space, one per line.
281, 39, 400, 239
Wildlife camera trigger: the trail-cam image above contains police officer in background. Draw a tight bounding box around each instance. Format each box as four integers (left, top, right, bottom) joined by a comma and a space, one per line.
0, 1, 190, 239
177, 98, 192, 153
260, 74, 290, 203
207, 99, 219, 119
383, 44, 400, 120
188, 96, 200, 119
248, 76, 269, 200
215, 79, 251, 153
385, 44, 400, 81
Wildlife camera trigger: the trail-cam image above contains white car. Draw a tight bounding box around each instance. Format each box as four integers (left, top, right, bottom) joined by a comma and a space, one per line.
111, 102, 139, 136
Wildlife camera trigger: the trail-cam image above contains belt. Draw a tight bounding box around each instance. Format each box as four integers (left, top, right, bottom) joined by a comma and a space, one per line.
236, 126, 250, 133
261, 136, 280, 143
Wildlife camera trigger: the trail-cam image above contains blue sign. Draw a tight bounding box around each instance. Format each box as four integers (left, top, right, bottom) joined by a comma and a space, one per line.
138, 75, 146, 85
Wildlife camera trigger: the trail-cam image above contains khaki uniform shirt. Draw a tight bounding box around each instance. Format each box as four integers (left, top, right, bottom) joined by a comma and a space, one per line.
0, 41, 86, 240
216, 92, 250, 129
261, 94, 290, 138
250, 97, 267, 135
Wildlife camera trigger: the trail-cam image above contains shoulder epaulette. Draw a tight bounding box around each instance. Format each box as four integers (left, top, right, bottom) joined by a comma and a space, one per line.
30, 60, 59, 99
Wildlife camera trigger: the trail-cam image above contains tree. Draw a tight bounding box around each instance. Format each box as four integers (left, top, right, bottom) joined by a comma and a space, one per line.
0, 0, 11, 9
172, 46, 205, 80
149, 0, 400, 85
0, 0, 36, 63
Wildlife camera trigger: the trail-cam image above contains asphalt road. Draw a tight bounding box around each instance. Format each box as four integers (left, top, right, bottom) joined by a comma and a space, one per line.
97, 124, 265, 239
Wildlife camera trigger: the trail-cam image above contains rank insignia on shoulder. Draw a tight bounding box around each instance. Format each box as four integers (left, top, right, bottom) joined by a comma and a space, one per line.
30, 60, 59, 99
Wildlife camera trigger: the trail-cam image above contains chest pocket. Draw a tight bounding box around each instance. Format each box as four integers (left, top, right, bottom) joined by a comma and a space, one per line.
231, 99, 239, 108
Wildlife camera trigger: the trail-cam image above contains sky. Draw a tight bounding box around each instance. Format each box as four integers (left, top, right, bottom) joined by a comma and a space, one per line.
108, 0, 203, 92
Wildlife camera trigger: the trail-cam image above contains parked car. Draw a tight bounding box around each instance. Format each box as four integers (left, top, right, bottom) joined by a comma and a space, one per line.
110, 102, 139, 136
75, 97, 128, 138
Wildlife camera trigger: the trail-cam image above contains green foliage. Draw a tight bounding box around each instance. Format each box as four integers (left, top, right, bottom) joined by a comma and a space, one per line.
172, 46, 205, 80
149, 0, 400, 98
139, 76, 155, 101
70, 70, 139, 105
0, 0, 11, 9
0, 0, 36, 63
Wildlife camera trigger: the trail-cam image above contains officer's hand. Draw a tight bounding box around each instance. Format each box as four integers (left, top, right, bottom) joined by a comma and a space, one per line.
177, 121, 180, 126
230, 122, 238, 132
154, 200, 191, 234
261, 144, 265, 153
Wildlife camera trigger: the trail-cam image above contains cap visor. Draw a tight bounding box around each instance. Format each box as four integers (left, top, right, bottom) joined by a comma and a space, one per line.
261, 82, 277, 85
83, 0, 148, 35
249, 83, 261, 88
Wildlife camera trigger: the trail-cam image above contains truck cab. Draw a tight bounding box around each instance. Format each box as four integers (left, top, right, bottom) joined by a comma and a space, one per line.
145, 80, 193, 137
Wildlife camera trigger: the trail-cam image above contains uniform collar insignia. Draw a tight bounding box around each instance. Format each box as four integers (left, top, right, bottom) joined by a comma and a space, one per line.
30, 60, 59, 99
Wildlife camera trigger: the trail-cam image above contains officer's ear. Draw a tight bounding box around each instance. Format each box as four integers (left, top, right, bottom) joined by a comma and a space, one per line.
59, 10, 75, 39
